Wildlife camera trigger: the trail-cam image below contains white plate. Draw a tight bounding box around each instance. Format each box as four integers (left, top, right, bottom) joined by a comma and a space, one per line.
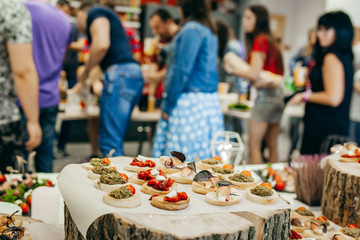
0, 202, 22, 215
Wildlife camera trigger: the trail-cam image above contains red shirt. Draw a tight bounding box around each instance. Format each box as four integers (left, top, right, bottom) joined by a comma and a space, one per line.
249, 34, 283, 75
124, 27, 141, 54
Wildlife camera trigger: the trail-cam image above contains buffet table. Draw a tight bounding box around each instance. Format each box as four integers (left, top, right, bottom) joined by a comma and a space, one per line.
58, 157, 291, 240
57, 105, 161, 122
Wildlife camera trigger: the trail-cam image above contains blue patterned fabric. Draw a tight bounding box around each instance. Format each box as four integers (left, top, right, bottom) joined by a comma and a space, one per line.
153, 92, 224, 161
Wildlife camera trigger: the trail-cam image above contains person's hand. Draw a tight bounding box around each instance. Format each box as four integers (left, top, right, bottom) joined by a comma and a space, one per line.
25, 122, 42, 151
253, 72, 274, 88
288, 92, 305, 105
143, 71, 161, 84
69, 82, 82, 94
78, 70, 88, 85
92, 80, 103, 97
155, 42, 165, 55
162, 112, 169, 121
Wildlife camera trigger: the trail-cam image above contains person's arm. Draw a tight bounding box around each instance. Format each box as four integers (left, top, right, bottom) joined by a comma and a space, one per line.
78, 17, 110, 83
143, 68, 166, 84
224, 51, 281, 88
69, 37, 86, 52
229, 51, 265, 83
161, 27, 202, 116
224, 36, 267, 83
7, 43, 42, 150
289, 53, 345, 106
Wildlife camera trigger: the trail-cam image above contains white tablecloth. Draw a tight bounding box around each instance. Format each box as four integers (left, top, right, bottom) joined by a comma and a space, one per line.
57, 157, 290, 238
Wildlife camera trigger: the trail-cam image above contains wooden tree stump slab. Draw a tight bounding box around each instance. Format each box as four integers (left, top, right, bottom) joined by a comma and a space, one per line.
65, 204, 290, 240
321, 159, 360, 227
235, 209, 291, 240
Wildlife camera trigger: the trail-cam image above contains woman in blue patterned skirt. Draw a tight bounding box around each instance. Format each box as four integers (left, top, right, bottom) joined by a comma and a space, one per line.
152, 0, 224, 161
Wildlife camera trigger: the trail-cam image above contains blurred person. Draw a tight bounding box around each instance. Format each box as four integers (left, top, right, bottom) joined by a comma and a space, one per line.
146, 9, 179, 81
142, 9, 180, 108
97, 0, 142, 62
76, 3, 143, 156
224, 5, 284, 164
289, 11, 354, 154
0, 0, 42, 172
216, 19, 246, 132
287, 28, 316, 158
152, 0, 224, 161
23, 0, 72, 172
349, 27, 360, 144
56, 0, 86, 157
290, 28, 316, 74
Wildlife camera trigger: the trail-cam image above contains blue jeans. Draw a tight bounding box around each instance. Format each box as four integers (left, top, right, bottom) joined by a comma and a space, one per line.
21, 106, 58, 173
349, 121, 360, 145
100, 63, 144, 156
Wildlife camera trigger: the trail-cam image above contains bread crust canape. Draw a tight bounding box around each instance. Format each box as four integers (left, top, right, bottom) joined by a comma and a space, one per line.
158, 151, 188, 175
95, 172, 130, 193
208, 164, 235, 180
88, 166, 118, 180
0, 211, 31, 240
196, 156, 223, 170
130, 169, 167, 185
245, 182, 279, 205
339, 144, 360, 162
82, 158, 113, 170
150, 191, 190, 211
141, 178, 177, 195
170, 162, 197, 184
333, 224, 360, 240
123, 157, 157, 173
103, 185, 141, 208
205, 180, 241, 206
192, 170, 219, 195
291, 207, 316, 223
223, 170, 258, 190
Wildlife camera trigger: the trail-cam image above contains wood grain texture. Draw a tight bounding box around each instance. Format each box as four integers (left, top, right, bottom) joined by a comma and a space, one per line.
65, 204, 292, 240
235, 209, 291, 240
321, 159, 360, 227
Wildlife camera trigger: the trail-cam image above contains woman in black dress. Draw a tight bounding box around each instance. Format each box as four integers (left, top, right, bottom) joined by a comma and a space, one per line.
289, 11, 354, 154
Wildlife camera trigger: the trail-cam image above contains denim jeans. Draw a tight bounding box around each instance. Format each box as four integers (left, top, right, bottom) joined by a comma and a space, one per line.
100, 63, 143, 156
21, 106, 58, 173
349, 121, 360, 145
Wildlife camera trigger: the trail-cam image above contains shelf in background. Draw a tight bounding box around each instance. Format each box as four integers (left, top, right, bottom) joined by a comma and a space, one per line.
70, 1, 80, 8
70, 2, 141, 14
123, 21, 141, 29
115, 6, 142, 14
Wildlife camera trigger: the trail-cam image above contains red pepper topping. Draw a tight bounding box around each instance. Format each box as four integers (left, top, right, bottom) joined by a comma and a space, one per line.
164, 192, 188, 202
290, 230, 302, 239
130, 158, 156, 167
